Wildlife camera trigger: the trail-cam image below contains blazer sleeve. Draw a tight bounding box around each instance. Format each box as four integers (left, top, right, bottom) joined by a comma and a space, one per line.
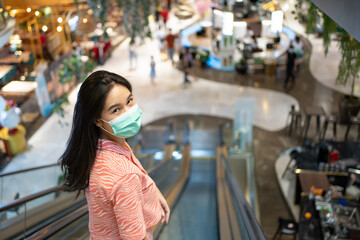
111, 173, 146, 240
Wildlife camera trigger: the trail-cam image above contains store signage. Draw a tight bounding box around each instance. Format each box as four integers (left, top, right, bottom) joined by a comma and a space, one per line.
271, 10, 283, 34
222, 12, 234, 36
35, 72, 52, 117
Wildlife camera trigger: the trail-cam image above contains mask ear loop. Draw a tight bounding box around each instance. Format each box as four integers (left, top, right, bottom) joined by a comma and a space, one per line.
99, 119, 121, 138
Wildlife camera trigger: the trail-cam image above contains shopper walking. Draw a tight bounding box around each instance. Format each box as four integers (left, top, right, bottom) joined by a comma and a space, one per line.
183, 48, 192, 86
60, 71, 170, 240
150, 56, 156, 84
292, 35, 304, 71
165, 29, 177, 65
129, 43, 137, 70
284, 45, 297, 90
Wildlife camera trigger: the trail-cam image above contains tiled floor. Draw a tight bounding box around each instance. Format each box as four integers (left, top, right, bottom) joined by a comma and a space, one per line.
1, 2, 359, 239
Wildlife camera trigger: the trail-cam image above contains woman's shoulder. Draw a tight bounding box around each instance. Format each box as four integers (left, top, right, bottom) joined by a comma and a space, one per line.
94, 150, 140, 176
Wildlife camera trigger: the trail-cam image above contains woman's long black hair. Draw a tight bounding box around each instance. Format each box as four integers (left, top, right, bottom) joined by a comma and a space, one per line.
59, 70, 132, 195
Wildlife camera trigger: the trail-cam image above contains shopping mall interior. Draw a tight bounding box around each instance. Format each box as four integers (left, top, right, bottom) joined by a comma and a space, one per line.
0, 0, 359, 239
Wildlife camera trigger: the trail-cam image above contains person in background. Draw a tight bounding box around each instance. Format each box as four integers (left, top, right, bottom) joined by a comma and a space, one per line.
150, 56, 156, 85
40, 31, 53, 61
156, 25, 166, 60
292, 36, 304, 71
183, 48, 193, 86
129, 43, 137, 70
165, 29, 178, 65
97, 36, 105, 65
160, 7, 169, 26
60, 70, 170, 240
245, 26, 254, 38
284, 45, 297, 90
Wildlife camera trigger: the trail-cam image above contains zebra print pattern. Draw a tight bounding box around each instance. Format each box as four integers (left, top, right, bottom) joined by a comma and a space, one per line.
85, 138, 162, 239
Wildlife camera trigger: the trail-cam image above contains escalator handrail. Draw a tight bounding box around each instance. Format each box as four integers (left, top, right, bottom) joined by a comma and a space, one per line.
182, 123, 190, 146
0, 186, 62, 212
0, 163, 60, 178
164, 122, 175, 144
25, 205, 89, 240
220, 154, 266, 240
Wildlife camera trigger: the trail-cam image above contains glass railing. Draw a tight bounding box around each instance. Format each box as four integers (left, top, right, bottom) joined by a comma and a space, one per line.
0, 164, 63, 205
0, 187, 85, 239
221, 153, 266, 240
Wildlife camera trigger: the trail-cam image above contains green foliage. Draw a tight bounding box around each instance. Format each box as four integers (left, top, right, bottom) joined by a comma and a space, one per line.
122, 0, 153, 45
56, 53, 95, 121
322, 13, 337, 56
294, 0, 360, 99
306, 2, 318, 34
88, 0, 108, 25
336, 31, 360, 98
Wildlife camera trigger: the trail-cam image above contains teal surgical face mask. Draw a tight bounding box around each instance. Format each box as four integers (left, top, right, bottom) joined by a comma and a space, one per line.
100, 104, 142, 138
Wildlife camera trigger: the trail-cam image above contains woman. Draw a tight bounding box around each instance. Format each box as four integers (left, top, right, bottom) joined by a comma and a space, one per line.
60, 70, 170, 240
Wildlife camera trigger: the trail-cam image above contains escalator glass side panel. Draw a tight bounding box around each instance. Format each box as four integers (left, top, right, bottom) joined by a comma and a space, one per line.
0, 191, 85, 239
49, 214, 89, 240
158, 159, 218, 240
0, 165, 63, 205
227, 151, 260, 219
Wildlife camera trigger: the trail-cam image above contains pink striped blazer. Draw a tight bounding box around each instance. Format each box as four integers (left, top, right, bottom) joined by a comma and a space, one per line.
85, 138, 162, 239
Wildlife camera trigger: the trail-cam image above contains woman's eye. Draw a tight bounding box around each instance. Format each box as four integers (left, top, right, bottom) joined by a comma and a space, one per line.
127, 98, 133, 104
113, 108, 120, 114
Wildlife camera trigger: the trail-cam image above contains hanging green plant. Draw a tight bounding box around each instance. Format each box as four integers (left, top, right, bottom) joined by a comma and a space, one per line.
322, 13, 337, 56
336, 32, 360, 100
55, 53, 96, 124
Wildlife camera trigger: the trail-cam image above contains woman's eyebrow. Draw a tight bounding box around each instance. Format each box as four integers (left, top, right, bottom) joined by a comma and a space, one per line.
108, 103, 123, 112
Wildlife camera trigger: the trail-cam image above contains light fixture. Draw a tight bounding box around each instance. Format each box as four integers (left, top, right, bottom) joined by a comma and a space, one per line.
82, 18, 88, 23
9, 10, 17, 17
35, 11, 40, 16
26, 7, 31, 13
0, 8, 3, 13
57, 26, 63, 32
43, 7, 51, 15
57, 17, 63, 23
42, 25, 48, 32
87, 9, 93, 15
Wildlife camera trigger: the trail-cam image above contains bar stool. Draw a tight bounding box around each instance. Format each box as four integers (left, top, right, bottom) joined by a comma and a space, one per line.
288, 105, 301, 136
272, 217, 298, 240
345, 116, 360, 142
320, 114, 338, 141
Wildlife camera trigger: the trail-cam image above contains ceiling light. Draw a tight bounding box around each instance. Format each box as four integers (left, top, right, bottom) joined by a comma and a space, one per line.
35, 11, 40, 16
42, 25, 48, 32
57, 17, 63, 23
57, 26, 63, 32
26, 8, 31, 13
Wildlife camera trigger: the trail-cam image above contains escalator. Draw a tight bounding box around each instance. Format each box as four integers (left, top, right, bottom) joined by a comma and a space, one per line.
158, 157, 218, 240
1, 121, 266, 240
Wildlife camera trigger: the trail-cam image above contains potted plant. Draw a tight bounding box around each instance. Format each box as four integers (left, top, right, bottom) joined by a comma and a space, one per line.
235, 58, 248, 74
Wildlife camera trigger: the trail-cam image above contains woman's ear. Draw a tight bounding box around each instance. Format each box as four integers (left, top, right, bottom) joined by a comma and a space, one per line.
94, 118, 102, 128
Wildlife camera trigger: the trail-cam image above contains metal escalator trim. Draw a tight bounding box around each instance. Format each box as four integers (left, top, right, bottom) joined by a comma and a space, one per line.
0, 163, 60, 177
11, 199, 87, 240
223, 180, 242, 240
0, 186, 61, 212
220, 153, 266, 240
153, 145, 192, 239
26, 205, 89, 240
